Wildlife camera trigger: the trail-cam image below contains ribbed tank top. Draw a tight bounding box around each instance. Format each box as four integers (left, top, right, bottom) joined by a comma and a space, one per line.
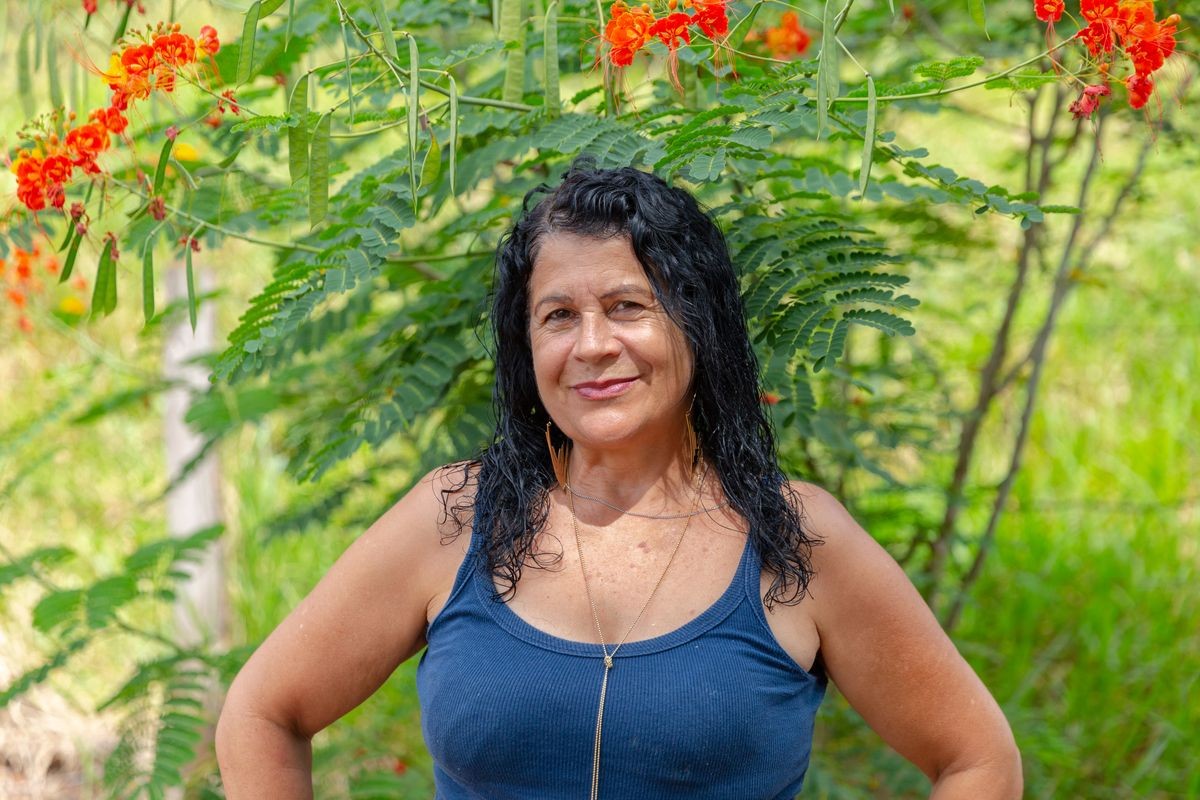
417, 527, 827, 800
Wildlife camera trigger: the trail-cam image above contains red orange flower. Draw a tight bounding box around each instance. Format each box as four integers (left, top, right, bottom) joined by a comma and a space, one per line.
1078, 20, 1115, 54
1080, 0, 1119, 26
764, 11, 812, 58
1069, 83, 1111, 118
649, 12, 692, 49
1125, 72, 1153, 108
41, 155, 73, 184
1035, 0, 1064, 23
605, 1, 655, 66
65, 123, 109, 167
691, 0, 729, 38
91, 106, 129, 134
198, 25, 220, 56
1065, 0, 1179, 110
152, 32, 196, 67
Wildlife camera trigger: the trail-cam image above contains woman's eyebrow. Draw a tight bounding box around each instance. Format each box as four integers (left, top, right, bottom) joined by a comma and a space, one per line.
532, 284, 651, 314
599, 284, 654, 300
532, 292, 572, 314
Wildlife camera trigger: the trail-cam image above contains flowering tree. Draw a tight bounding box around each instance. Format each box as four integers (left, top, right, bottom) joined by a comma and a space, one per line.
0, 0, 1192, 795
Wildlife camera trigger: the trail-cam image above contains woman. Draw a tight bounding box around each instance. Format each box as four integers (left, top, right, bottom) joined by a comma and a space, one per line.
216, 163, 1022, 798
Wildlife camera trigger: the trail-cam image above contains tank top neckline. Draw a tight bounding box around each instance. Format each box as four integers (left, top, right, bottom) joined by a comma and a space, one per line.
474, 533, 755, 659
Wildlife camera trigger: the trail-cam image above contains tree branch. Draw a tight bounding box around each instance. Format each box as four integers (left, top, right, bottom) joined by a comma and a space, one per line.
943, 112, 1107, 632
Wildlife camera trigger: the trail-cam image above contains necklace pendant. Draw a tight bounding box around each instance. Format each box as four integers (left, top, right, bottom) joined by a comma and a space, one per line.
603, 655, 613, 670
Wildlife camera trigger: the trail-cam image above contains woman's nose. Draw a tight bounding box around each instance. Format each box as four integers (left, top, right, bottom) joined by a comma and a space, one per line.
574, 312, 620, 360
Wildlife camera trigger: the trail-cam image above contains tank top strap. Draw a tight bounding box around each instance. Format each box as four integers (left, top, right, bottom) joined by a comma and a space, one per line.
426, 523, 485, 642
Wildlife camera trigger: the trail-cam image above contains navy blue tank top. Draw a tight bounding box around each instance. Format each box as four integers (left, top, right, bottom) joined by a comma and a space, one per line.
417, 528, 826, 799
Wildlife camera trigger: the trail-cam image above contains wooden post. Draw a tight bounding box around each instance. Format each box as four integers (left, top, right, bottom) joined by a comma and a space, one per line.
163, 261, 227, 648
162, 260, 226, 799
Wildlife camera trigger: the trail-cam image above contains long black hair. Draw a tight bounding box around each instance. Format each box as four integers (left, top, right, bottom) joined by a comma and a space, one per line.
445, 159, 818, 607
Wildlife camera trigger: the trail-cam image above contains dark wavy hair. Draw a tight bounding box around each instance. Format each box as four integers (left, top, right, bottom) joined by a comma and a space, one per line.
444, 159, 818, 607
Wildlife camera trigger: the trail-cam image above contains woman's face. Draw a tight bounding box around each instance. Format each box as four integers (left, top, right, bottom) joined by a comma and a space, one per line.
528, 232, 693, 453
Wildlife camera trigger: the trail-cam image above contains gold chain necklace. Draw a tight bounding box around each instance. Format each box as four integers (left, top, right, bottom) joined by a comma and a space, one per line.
566, 484, 727, 519
568, 470, 703, 800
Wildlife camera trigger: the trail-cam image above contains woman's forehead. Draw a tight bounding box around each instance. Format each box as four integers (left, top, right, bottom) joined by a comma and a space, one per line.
528, 233, 652, 295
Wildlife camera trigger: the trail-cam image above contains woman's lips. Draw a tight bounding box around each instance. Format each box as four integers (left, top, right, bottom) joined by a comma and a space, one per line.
573, 377, 637, 399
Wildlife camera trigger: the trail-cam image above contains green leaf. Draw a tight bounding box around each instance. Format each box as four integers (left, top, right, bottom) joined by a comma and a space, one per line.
543, 2, 560, 118
844, 307, 917, 336
60, 229, 84, 284
47, 44, 63, 110
111, 0, 134, 44
142, 245, 155, 324
1041, 204, 1082, 214
858, 75, 877, 198
17, 25, 33, 117
407, 36, 421, 213
85, 576, 138, 629
237, 1, 262, 85
371, 1, 398, 60
816, 0, 840, 140
286, 0, 296, 50
968, 0, 989, 36
33, 589, 85, 634
91, 239, 118, 317
420, 136, 441, 191
730, 1, 763, 50
125, 525, 223, 577
448, 75, 459, 196
0, 640, 87, 706
259, 0, 286, 14
914, 56, 984, 83
0, 546, 74, 590
288, 76, 310, 184
229, 114, 291, 134
985, 71, 1058, 91
309, 113, 332, 229
153, 137, 175, 196
500, 0, 526, 104
687, 149, 726, 182
185, 243, 197, 332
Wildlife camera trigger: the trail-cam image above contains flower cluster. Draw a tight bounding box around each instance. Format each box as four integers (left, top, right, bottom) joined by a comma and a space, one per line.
763, 11, 812, 59
1038, 0, 1179, 114
603, 0, 730, 67
12, 109, 121, 212
1, 243, 89, 334
10, 23, 221, 213
103, 23, 220, 110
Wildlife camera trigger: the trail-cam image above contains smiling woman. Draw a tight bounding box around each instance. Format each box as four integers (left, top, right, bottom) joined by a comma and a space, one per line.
529, 234, 694, 452
215, 160, 1023, 800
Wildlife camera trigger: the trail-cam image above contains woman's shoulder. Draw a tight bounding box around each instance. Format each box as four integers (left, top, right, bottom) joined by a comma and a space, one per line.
784, 479, 882, 569
361, 462, 479, 567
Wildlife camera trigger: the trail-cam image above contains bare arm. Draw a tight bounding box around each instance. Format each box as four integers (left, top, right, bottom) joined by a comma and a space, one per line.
215, 468, 470, 798
796, 482, 1022, 799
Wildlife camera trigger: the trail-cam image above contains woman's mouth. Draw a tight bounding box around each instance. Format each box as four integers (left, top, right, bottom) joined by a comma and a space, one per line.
572, 377, 637, 399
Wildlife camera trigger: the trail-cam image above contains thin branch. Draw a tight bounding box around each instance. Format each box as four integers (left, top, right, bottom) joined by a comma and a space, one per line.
923, 85, 1065, 603
335, 1, 535, 113
110, 179, 323, 255
831, 39, 1075, 105
944, 113, 1107, 632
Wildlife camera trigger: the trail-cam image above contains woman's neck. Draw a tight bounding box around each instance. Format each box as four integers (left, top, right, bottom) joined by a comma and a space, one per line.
563, 442, 704, 517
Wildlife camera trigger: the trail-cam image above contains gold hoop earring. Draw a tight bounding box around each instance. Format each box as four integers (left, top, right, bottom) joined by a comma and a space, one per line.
683, 405, 699, 472
545, 421, 571, 489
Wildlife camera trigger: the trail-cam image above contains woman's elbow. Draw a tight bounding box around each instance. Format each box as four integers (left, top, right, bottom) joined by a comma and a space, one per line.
931, 728, 1023, 799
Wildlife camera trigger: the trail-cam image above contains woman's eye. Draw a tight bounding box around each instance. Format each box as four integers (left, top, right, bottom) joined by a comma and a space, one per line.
544, 308, 573, 323
613, 300, 643, 314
